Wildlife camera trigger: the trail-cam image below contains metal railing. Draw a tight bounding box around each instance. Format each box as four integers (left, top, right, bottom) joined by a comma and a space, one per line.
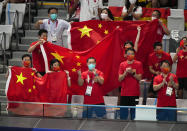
0, 32, 7, 73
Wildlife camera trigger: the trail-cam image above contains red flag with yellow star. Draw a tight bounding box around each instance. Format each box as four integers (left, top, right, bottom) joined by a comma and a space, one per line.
5, 66, 39, 108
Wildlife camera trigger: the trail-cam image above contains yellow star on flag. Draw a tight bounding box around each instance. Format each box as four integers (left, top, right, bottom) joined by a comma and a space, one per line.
104, 30, 109, 35
72, 68, 77, 72
28, 89, 32, 93
96, 40, 100, 44
31, 72, 34, 76
51, 52, 64, 64
98, 24, 102, 29
75, 55, 80, 59
78, 25, 93, 38
33, 85, 36, 89
16, 72, 27, 85
77, 62, 81, 67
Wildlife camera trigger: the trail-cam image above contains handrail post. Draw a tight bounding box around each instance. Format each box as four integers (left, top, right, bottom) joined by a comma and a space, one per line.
3, 32, 6, 73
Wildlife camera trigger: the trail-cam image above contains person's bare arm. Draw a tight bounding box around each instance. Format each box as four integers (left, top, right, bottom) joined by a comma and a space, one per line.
28, 39, 44, 53
153, 77, 166, 91
134, 26, 141, 52
159, 19, 170, 35
77, 70, 84, 86
35, 20, 43, 29
94, 76, 104, 85
173, 47, 180, 63
149, 66, 160, 75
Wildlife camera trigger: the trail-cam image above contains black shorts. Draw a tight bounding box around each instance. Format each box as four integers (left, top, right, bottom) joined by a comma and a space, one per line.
178, 78, 187, 90
120, 96, 139, 106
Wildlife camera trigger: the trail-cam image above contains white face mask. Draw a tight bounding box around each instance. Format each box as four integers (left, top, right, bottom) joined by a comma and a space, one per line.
101, 13, 108, 20
129, 0, 136, 4
152, 16, 157, 20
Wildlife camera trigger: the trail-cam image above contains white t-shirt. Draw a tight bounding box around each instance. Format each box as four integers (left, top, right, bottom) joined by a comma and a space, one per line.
122, 5, 142, 21
40, 19, 70, 47
79, 0, 103, 22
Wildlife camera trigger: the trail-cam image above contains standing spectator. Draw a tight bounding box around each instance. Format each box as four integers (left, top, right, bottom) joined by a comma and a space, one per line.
28, 29, 52, 76
121, 0, 142, 21
100, 8, 114, 21
6, 54, 42, 78
118, 48, 143, 120
77, 57, 106, 118
68, 0, 80, 21
48, 59, 71, 88
173, 38, 187, 99
148, 42, 173, 98
35, 7, 70, 47
153, 60, 178, 121
70, 0, 103, 22
151, 10, 170, 42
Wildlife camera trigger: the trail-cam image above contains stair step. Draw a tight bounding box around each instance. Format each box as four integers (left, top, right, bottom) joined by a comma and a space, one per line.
25, 30, 39, 37
8, 59, 22, 67
12, 51, 31, 59
37, 9, 67, 17
38, 2, 67, 9
0, 74, 6, 81
33, 16, 67, 23
11, 43, 30, 51
0, 89, 6, 96
24, 23, 37, 30
0, 80, 6, 90
1, 111, 8, 116
1, 102, 7, 111
0, 96, 7, 101
21, 37, 38, 45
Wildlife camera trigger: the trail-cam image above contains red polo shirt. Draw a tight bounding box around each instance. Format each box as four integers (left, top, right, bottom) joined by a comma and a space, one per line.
81, 69, 104, 105
148, 52, 173, 74
118, 60, 143, 96
30, 41, 51, 72
153, 73, 178, 107
176, 50, 187, 78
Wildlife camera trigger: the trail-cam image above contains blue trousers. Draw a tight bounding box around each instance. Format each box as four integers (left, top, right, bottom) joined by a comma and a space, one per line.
157, 108, 177, 121
83, 104, 106, 118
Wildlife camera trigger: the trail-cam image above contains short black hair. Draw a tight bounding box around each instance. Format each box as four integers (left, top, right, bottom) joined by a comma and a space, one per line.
160, 60, 171, 67
153, 42, 162, 49
38, 29, 48, 36
48, 7, 58, 14
87, 57, 96, 63
50, 59, 60, 69
125, 48, 135, 54
153, 10, 161, 18
124, 41, 134, 48
101, 8, 114, 20
22, 54, 32, 61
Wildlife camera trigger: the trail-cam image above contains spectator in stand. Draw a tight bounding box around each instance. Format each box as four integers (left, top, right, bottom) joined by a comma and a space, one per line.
153, 60, 178, 121
150, 0, 169, 8
6, 54, 42, 78
77, 57, 106, 118
148, 42, 173, 98
118, 48, 143, 120
68, 0, 80, 22
173, 37, 187, 99
48, 59, 71, 88
151, 10, 170, 42
70, 0, 103, 22
35, 7, 70, 47
1, 0, 26, 7
28, 29, 52, 76
100, 8, 114, 21
121, 0, 143, 21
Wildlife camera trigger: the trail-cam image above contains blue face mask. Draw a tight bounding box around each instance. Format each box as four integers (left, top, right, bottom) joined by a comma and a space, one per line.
88, 64, 95, 71
50, 14, 57, 20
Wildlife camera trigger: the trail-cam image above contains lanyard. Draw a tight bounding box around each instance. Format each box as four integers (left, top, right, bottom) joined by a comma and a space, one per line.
87, 74, 95, 85
48, 19, 58, 34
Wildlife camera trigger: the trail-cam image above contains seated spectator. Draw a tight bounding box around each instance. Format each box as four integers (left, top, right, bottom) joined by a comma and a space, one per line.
70, 0, 103, 22
6, 54, 42, 78
68, 0, 80, 21
151, 10, 170, 42
121, 0, 142, 21
48, 59, 71, 88
148, 42, 173, 98
100, 8, 114, 21
28, 29, 52, 76
118, 48, 143, 120
35, 7, 70, 47
150, 0, 169, 8
77, 57, 106, 118
173, 37, 187, 99
153, 60, 178, 121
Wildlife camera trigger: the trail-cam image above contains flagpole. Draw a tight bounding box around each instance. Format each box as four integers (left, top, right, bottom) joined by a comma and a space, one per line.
40, 45, 49, 73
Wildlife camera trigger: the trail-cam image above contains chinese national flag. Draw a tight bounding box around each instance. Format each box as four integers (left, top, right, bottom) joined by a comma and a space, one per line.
6, 67, 68, 116
41, 28, 124, 96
